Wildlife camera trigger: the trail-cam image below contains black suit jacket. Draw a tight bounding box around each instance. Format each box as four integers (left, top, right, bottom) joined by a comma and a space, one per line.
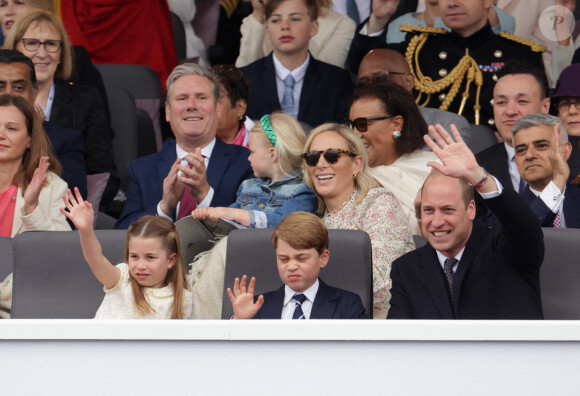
241, 53, 353, 128
115, 139, 253, 229
44, 121, 87, 198
254, 278, 367, 319
388, 187, 544, 319
520, 183, 580, 229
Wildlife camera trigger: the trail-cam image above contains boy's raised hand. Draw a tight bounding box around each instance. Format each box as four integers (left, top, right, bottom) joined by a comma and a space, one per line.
227, 275, 264, 319
60, 187, 95, 231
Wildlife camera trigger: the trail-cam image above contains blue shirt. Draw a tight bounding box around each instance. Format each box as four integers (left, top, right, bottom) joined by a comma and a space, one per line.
229, 170, 317, 228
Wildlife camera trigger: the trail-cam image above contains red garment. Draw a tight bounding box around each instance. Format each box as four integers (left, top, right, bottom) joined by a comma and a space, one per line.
177, 187, 197, 220
0, 185, 17, 237
59, 0, 177, 92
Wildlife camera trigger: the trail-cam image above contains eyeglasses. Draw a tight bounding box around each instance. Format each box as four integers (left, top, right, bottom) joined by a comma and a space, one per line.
20, 38, 62, 53
557, 99, 579, 112
343, 115, 394, 132
301, 148, 356, 167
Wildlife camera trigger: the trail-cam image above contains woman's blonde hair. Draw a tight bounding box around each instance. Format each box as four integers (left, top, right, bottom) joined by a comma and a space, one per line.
250, 112, 307, 176
2, 95, 61, 191
302, 123, 379, 215
5, 10, 73, 80
125, 216, 189, 319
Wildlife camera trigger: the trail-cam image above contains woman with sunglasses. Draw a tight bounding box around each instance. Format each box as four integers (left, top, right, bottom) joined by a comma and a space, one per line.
5, 11, 118, 208
347, 76, 438, 234
302, 123, 414, 319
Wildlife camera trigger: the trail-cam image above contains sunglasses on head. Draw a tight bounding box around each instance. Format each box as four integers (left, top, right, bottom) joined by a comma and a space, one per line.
301, 148, 356, 167
343, 115, 394, 132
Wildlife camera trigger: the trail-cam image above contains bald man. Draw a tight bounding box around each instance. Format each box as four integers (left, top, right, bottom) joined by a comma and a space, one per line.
358, 49, 471, 146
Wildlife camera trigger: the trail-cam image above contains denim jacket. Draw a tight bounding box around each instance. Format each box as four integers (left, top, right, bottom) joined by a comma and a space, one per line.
229, 170, 317, 228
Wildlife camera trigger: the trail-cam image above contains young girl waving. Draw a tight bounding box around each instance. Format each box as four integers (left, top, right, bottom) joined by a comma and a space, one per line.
191, 112, 317, 228
62, 188, 193, 319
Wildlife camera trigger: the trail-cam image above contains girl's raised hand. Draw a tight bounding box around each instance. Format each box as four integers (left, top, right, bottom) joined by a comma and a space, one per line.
227, 275, 264, 319
60, 187, 94, 231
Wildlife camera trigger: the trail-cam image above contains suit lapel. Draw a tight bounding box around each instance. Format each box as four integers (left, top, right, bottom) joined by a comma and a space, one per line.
206, 139, 230, 193
259, 286, 285, 319
310, 279, 337, 319
50, 79, 73, 126
264, 54, 284, 111
418, 248, 455, 318
298, 57, 317, 120
452, 227, 483, 315
564, 184, 580, 228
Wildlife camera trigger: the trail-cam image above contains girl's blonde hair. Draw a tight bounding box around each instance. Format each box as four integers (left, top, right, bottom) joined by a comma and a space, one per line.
5, 10, 73, 80
2, 95, 62, 191
125, 216, 189, 319
250, 112, 307, 176
302, 123, 379, 215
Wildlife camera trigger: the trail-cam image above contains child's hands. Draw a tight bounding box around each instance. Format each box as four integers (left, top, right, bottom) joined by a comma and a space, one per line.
227, 275, 264, 319
192, 207, 234, 221
60, 187, 95, 231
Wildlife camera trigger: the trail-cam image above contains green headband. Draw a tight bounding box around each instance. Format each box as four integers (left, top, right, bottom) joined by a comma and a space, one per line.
260, 114, 277, 147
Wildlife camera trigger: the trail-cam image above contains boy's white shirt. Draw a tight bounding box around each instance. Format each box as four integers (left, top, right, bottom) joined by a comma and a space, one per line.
281, 279, 319, 319
273, 52, 310, 120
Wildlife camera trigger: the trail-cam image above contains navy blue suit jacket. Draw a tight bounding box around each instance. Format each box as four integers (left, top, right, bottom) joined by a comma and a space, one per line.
254, 278, 367, 319
44, 121, 87, 198
520, 183, 580, 229
388, 187, 544, 320
115, 139, 253, 229
241, 53, 353, 128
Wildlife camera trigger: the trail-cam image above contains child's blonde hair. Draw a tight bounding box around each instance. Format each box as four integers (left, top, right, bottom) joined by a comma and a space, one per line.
250, 112, 306, 176
125, 216, 188, 319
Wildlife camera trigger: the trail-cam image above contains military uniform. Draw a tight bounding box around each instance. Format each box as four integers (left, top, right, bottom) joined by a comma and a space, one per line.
399, 24, 545, 125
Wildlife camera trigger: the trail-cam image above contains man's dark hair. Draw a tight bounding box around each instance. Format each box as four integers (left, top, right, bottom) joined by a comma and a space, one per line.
495, 60, 549, 99
0, 49, 38, 92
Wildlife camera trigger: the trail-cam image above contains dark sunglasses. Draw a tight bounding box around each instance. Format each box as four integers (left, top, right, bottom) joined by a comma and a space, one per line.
343, 115, 394, 132
301, 148, 356, 167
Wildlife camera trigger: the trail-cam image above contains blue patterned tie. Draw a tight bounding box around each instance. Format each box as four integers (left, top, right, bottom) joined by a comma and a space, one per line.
281, 74, 295, 115
444, 258, 458, 301
292, 293, 307, 319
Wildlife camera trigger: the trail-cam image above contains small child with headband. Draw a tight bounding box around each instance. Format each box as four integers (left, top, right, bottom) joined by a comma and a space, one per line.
191, 112, 317, 228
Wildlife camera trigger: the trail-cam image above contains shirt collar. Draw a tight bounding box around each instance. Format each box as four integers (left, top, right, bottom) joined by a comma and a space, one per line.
273, 52, 310, 83
176, 138, 216, 159
504, 142, 515, 161
283, 278, 319, 306
436, 248, 465, 268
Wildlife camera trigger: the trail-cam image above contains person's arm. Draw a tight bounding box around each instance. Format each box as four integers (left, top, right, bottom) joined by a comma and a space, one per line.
312, 11, 356, 68
227, 275, 264, 319
20, 166, 72, 232
386, 257, 413, 319
235, 9, 267, 68
359, 188, 415, 318
61, 188, 121, 289
192, 206, 252, 226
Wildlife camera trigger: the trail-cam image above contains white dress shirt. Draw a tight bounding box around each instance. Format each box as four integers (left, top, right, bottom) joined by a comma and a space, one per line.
281, 279, 319, 319
273, 53, 310, 120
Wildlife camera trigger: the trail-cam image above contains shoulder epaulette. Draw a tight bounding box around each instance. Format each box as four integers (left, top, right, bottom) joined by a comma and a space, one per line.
399, 25, 448, 35
498, 31, 546, 53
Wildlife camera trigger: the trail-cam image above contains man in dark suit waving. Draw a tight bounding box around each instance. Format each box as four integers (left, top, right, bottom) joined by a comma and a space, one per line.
116, 64, 253, 229
388, 124, 544, 320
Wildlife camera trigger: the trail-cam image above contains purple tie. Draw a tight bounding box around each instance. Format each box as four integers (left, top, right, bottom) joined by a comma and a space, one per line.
444, 258, 458, 300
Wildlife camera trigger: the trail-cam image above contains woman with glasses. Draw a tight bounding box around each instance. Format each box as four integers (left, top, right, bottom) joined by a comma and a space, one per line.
302, 123, 414, 319
552, 63, 580, 184
5, 11, 118, 207
347, 75, 438, 234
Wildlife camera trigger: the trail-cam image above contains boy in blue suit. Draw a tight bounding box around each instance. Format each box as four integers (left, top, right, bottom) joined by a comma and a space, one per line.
240, 0, 352, 128
227, 212, 367, 319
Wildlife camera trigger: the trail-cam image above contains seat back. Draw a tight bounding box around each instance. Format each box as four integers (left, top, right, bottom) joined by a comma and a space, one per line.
96, 64, 164, 150
221, 229, 373, 319
540, 228, 580, 319
11, 230, 126, 319
0, 236, 12, 282
106, 87, 138, 191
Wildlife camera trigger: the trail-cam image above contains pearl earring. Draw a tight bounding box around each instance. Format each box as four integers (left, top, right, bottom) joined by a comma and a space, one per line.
393, 130, 401, 139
